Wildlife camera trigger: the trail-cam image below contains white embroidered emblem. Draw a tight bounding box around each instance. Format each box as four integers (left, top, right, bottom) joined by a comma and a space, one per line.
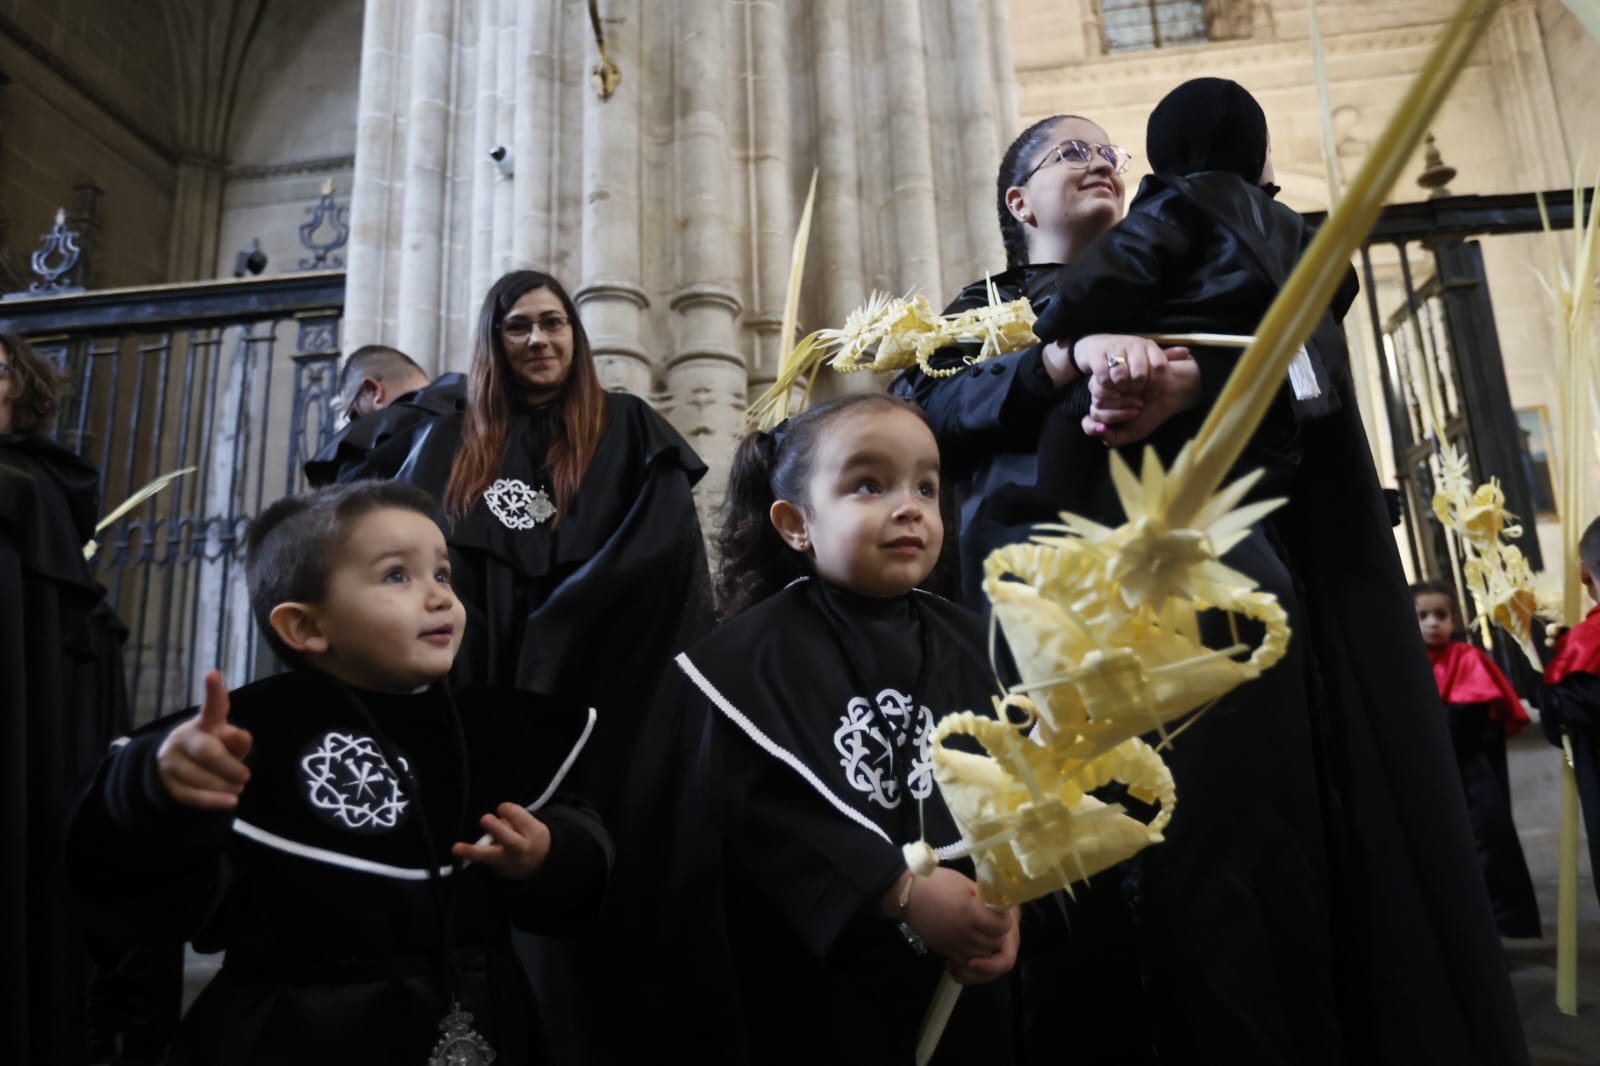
483, 477, 556, 529
302, 732, 411, 831
834, 689, 935, 809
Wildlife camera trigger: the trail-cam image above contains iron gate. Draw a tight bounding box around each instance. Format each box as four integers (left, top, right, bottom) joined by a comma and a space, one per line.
0, 272, 344, 722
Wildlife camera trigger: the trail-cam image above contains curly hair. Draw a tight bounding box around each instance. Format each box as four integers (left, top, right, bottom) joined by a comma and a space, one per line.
714, 393, 932, 619
0, 332, 63, 435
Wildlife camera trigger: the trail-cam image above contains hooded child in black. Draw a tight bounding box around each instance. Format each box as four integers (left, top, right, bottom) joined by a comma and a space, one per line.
66, 481, 611, 1066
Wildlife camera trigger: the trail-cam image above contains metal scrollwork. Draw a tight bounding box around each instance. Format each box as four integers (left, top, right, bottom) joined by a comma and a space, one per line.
28, 209, 83, 295
298, 179, 350, 270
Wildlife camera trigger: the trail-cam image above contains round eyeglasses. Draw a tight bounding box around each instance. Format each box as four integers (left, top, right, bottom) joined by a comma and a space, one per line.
1022, 139, 1133, 183
499, 314, 570, 342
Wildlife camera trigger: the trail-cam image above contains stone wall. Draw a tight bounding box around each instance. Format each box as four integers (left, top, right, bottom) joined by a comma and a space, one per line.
215, 0, 361, 282
0, 2, 177, 288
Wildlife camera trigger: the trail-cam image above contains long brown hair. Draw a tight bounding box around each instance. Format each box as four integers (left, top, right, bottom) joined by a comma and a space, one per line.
443, 271, 607, 521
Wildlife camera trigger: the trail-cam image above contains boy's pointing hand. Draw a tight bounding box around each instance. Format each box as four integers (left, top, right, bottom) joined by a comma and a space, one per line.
157, 669, 254, 810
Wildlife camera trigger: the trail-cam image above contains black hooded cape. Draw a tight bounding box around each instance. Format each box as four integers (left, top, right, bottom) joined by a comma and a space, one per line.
0, 433, 135, 1066
66, 669, 610, 1066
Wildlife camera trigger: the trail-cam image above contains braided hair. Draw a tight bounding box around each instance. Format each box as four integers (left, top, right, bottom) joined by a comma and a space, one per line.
997, 115, 1082, 270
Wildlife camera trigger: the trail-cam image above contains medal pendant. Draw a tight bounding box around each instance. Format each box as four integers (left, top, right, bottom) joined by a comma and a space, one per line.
484, 477, 556, 530
428, 1001, 496, 1066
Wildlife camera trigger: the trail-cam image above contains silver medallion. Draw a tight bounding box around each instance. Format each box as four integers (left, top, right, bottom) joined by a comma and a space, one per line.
428, 1001, 496, 1066
483, 477, 556, 530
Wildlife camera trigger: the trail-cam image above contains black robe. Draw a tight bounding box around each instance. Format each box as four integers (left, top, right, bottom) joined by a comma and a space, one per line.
897, 173, 1527, 1064
366, 390, 712, 816
1536, 607, 1600, 908
669, 579, 1014, 1066
65, 670, 610, 1066
0, 433, 135, 1066
368, 390, 713, 1063
302, 372, 467, 487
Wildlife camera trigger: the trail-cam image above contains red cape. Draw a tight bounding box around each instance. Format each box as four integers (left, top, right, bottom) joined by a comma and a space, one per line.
1546, 605, 1600, 686
1428, 641, 1529, 735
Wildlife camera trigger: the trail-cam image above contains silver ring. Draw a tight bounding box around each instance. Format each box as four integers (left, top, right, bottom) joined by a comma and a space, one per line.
1105, 354, 1125, 369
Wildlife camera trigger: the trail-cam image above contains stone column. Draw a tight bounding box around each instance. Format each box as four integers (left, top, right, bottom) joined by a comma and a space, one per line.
492, 0, 517, 275
947, 0, 1007, 271
989, 0, 1020, 138
576, 0, 652, 398
742, 0, 795, 397
167, 158, 227, 279
881, 0, 944, 298
811, 0, 868, 328
468, 0, 498, 311
344, 0, 408, 354
665, 0, 749, 511
1485, 0, 1569, 190
513, 0, 560, 270
393, 0, 453, 370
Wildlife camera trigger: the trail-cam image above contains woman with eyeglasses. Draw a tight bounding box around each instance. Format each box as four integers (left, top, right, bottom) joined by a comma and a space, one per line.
898, 115, 1198, 609
359, 270, 713, 1062
907, 86, 1528, 1066
366, 270, 711, 804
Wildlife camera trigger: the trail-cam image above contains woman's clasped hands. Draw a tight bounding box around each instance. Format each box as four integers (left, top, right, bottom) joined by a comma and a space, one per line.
1052, 334, 1202, 447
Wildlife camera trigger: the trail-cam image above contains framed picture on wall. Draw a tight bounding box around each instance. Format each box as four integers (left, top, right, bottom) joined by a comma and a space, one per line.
1515, 405, 1559, 520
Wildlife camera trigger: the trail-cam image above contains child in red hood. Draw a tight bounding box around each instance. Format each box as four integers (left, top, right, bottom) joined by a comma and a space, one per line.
1413, 580, 1540, 937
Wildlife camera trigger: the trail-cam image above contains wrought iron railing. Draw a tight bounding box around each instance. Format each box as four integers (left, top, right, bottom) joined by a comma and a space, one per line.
1308, 188, 1595, 583
0, 272, 344, 722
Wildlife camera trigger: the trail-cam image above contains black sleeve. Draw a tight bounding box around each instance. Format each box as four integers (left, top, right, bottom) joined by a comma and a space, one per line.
1536, 671, 1600, 745
893, 280, 1069, 451
1025, 209, 1247, 416
499, 794, 614, 933
1030, 211, 1194, 346
715, 721, 905, 963
64, 729, 235, 943
903, 344, 1066, 450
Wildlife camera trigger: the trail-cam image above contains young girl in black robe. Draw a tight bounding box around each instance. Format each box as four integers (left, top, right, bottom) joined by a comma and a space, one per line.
66, 481, 610, 1066
672, 393, 1019, 1065
1412, 581, 1540, 937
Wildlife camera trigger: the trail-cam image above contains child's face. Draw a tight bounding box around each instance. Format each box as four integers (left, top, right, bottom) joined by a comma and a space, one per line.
1414, 592, 1455, 648
307, 507, 466, 691
778, 406, 944, 598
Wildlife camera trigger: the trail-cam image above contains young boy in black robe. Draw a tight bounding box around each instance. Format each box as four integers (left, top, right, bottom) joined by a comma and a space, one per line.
66, 480, 610, 1066
1537, 515, 1600, 907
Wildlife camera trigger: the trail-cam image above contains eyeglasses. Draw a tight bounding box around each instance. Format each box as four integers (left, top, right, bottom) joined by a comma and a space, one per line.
1022, 139, 1132, 183
499, 314, 570, 342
